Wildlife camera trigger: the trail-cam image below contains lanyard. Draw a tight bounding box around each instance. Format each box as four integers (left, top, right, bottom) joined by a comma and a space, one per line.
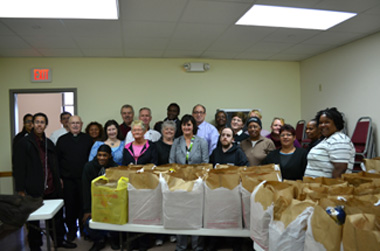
186, 137, 195, 163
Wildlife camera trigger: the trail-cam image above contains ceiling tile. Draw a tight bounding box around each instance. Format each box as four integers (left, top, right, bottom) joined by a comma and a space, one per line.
163, 50, 204, 58
37, 49, 83, 57
124, 38, 168, 50
82, 49, 124, 57
302, 31, 363, 45
201, 50, 240, 59
181, 1, 251, 24
124, 49, 164, 58
167, 39, 214, 51
0, 21, 16, 35
0, 48, 41, 57
62, 20, 121, 37
0, 35, 31, 49
1, 19, 69, 36
75, 36, 122, 49
120, 0, 187, 22
315, 0, 380, 13
329, 14, 380, 34
172, 23, 227, 40
255, 0, 321, 8
23, 36, 77, 49
122, 21, 176, 39
262, 29, 320, 43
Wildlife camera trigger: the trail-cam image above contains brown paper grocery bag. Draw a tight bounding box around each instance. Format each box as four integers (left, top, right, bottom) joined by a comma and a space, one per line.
206, 170, 240, 190
342, 213, 380, 251
105, 166, 135, 181
304, 204, 342, 251
303, 176, 347, 187
364, 157, 380, 173
342, 172, 380, 186
129, 172, 159, 189
204, 171, 242, 229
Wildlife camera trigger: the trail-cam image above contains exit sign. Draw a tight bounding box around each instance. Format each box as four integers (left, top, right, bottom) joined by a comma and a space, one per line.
31, 68, 52, 82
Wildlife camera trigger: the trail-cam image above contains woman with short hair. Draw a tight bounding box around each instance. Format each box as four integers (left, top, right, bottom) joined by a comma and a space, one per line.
122, 120, 158, 165
262, 124, 307, 180
155, 120, 176, 165
305, 108, 355, 178
230, 111, 249, 144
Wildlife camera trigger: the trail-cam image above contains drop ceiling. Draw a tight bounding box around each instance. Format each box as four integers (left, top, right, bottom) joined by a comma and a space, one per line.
1, 0, 380, 61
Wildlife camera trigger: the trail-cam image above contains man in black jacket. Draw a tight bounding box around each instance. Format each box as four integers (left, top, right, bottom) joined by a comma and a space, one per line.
12, 112, 76, 251
56, 115, 93, 241
210, 127, 248, 167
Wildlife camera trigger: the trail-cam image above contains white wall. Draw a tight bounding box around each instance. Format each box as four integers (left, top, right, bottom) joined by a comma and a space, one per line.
300, 31, 380, 154
0, 58, 301, 194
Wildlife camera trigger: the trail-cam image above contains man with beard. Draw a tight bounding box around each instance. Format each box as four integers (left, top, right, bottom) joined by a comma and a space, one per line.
209, 127, 248, 167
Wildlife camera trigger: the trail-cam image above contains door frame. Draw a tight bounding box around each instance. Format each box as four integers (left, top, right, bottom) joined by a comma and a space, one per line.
9, 88, 77, 143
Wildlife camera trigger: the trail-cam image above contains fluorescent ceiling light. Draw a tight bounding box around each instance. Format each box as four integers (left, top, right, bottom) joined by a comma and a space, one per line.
236, 5, 356, 30
0, 0, 119, 20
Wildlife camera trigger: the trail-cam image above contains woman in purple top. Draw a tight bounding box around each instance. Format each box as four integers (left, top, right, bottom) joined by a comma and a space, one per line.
267, 117, 301, 149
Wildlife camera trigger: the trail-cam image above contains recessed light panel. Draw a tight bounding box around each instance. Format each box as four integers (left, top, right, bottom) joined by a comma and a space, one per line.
236, 4, 356, 30
0, 0, 119, 20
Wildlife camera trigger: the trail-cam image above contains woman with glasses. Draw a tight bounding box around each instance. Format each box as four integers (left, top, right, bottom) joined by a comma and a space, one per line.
262, 124, 307, 180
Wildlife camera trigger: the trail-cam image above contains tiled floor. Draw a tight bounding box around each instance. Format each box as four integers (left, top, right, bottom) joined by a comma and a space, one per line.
0, 227, 254, 251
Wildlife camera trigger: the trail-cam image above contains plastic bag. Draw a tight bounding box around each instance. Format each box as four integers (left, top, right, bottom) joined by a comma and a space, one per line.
91, 176, 128, 224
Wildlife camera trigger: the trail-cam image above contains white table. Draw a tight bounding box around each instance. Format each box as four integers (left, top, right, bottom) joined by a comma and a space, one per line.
27, 199, 64, 251
90, 220, 251, 250
90, 220, 250, 237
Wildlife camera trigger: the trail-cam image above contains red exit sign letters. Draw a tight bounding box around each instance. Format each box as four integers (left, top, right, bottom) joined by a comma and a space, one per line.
31, 68, 52, 82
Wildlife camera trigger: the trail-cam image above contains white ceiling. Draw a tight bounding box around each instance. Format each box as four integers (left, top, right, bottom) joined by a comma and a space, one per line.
1, 0, 380, 61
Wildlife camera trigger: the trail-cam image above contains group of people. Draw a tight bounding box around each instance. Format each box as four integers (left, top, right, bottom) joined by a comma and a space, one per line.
12, 102, 355, 251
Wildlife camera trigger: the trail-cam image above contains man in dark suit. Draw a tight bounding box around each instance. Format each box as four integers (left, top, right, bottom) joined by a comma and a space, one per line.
56, 115, 93, 242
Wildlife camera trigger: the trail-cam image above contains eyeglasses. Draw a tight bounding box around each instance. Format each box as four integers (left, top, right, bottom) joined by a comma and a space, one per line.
193, 111, 204, 115
280, 133, 293, 138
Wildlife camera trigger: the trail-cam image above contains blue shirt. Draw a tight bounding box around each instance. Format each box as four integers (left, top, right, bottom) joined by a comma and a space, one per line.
196, 121, 219, 155
88, 141, 125, 165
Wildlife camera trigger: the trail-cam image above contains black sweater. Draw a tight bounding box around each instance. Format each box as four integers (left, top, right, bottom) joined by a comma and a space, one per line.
82, 158, 118, 213
209, 144, 249, 167
262, 148, 307, 181
56, 132, 93, 179
154, 139, 172, 165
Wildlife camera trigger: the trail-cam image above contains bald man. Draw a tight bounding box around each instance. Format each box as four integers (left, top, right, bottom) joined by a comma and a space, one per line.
56, 115, 93, 241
